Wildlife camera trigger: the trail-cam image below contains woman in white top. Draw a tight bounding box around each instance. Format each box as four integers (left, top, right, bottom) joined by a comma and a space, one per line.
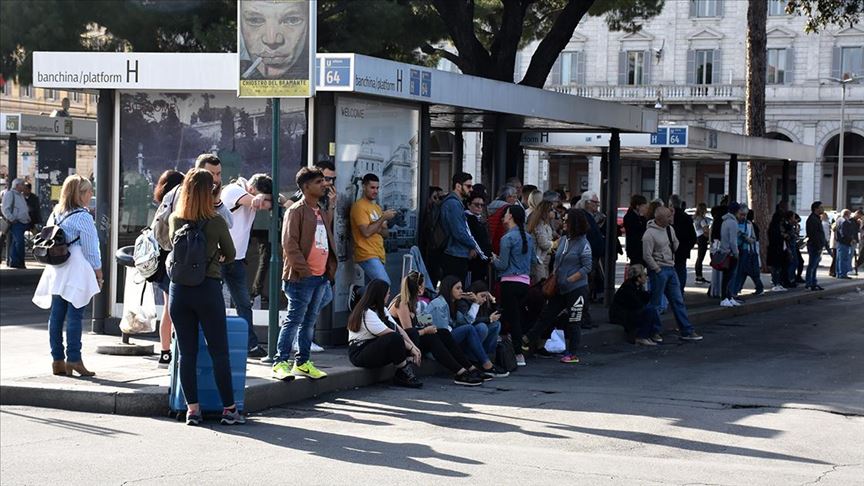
526, 200, 556, 284
347, 279, 422, 388
32, 175, 102, 377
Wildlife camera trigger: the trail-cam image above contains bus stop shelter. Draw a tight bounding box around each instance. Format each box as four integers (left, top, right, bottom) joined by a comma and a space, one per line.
32, 50, 659, 345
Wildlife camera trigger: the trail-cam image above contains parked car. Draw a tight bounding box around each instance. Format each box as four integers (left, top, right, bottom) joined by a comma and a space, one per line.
617, 207, 627, 234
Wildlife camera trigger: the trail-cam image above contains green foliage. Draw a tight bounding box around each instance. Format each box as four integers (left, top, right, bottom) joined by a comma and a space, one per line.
785, 0, 863, 33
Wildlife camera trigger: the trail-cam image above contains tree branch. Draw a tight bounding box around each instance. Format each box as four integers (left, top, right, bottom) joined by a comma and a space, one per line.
521, 0, 593, 88
430, 0, 492, 76
421, 44, 463, 70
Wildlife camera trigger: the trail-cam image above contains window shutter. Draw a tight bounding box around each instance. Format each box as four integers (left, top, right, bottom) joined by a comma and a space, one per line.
643, 50, 652, 85
576, 51, 587, 84
618, 51, 627, 85
548, 56, 562, 86
716, 0, 724, 17
784, 47, 794, 84
686, 50, 696, 84
831, 47, 841, 79
712, 49, 722, 84
689, 0, 697, 17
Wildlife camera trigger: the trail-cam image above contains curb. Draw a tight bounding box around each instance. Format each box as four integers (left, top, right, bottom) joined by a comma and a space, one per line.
2, 281, 860, 417
0, 269, 42, 289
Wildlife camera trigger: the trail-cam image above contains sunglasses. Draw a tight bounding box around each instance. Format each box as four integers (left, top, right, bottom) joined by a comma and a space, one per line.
324, 176, 336, 182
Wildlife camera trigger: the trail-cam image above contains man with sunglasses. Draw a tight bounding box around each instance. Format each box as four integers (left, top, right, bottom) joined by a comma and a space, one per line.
440, 172, 486, 282
291, 160, 337, 212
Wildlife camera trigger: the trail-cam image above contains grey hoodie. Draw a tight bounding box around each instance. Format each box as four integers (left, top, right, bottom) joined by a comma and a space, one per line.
719, 213, 740, 258
642, 220, 678, 272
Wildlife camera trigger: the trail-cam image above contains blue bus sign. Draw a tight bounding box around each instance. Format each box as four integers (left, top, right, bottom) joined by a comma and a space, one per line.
668, 127, 687, 146
322, 57, 351, 88
650, 127, 668, 145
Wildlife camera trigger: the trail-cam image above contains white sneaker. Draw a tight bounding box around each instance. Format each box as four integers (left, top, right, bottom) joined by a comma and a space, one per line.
515, 354, 527, 367
720, 298, 736, 308
311, 342, 324, 353
771, 285, 787, 292
635, 337, 658, 346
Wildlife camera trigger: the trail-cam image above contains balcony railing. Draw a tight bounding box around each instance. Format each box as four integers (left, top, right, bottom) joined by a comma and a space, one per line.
550, 84, 745, 104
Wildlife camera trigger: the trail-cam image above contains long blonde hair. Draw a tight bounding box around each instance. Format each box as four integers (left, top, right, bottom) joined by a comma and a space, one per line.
527, 200, 554, 233
174, 169, 216, 221
54, 175, 92, 215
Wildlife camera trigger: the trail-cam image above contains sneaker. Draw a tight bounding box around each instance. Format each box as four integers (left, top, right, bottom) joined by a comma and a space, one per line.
515, 354, 527, 367
348, 284, 361, 312
695, 277, 709, 284
272, 361, 295, 381
559, 354, 580, 364
470, 369, 493, 382
157, 350, 172, 368
635, 337, 658, 346
220, 407, 246, 425
771, 285, 787, 292
520, 336, 532, 353
485, 364, 510, 377
680, 332, 704, 341
310, 342, 325, 353
650, 333, 664, 343
720, 298, 736, 308
393, 364, 423, 388
754, 288, 765, 296
453, 372, 483, 386
185, 411, 202, 426
812, 285, 825, 291
248, 346, 267, 358
533, 348, 557, 359
293, 360, 327, 379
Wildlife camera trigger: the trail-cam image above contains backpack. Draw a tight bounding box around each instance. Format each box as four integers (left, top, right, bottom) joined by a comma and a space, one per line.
32, 209, 88, 265
133, 228, 161, 280
167, 219, 213, 287
152, 186, 179, 250
425, 200, 448, 253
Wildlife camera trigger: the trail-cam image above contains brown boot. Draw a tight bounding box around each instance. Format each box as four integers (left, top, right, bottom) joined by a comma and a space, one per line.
52, 360, 67, 376
65, 361, 95, 377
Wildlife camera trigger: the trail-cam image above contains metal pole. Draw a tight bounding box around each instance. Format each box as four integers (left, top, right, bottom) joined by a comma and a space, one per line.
494, 116, 507, 189
781, 160, 790, 203
728, 154, 738, 202
267, 98, 282, 360
836, 82, 846, 209
7, 133, 17, 185
92, 90, 113, 334
419, 104, 431, 225
658, 147, 672, 202
604, 130, 621, 306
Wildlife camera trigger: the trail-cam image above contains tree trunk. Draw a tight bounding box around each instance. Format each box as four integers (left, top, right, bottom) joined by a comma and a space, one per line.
745, 0, 770, 270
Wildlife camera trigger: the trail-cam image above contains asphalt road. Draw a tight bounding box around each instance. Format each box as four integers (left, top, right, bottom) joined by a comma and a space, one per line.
2, 291, 862, 485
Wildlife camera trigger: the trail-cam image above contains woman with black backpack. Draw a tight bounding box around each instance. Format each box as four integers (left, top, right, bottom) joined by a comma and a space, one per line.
32, 175, 102, 377
167, 169, 243, 426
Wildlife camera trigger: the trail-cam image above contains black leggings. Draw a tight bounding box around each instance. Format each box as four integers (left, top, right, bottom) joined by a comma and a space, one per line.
169, 278, 234, 407
695, 235, 709, 278
405, 327, 472, 374
349, 333, 409, 369
527, 287, 587, 354
500, 281, 528, 354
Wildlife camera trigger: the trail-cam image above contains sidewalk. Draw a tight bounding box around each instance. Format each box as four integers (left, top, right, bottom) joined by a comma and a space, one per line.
0, 261, 44, 289
1, 267, 861, 417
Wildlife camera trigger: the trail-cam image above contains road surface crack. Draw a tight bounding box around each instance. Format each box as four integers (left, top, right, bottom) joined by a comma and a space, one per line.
661, 397, 863, 418
801, 463, 862, 485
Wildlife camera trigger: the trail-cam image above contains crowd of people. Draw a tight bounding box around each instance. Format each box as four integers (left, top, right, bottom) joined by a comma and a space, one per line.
17, 151, 863, 426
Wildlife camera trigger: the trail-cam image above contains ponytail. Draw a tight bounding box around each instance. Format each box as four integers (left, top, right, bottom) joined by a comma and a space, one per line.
507, 204, 529, 254
518, 226, 528, 254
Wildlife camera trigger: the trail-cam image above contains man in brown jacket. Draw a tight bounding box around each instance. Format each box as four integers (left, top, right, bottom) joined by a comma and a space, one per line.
272, 167, 337, 381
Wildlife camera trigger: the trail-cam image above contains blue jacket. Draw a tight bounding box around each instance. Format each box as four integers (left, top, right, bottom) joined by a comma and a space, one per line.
554, 235, 593, 294
494, 227, 534, 277
441, 192, 481, 258
425, 295, 478, 330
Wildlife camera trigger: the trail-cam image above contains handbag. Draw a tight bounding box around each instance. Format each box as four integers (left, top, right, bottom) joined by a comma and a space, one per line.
710, 250, 733, 270
542, 239, 571, 299
494, 335, 518, 372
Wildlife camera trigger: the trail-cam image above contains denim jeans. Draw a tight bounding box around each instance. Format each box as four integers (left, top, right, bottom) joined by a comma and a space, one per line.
732, 250, 764, 295
7, 221, 26, 267
648, 267, 695, 335
787, 248, 798, 283
358, 257, 391, 286
48, 295, 84, 362
836, 243, 853, 278
805, 244, 822, 287
674, 262, 687, 298
450, 324, 489, 364
278, 276, 332, 365
471, 321, 501, 359
221, 260, 258, 349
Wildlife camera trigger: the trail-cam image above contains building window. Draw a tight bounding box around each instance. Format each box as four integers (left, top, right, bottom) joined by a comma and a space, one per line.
70, 91, 80, 103
627, 51, 646, 85
841, 46, 863, 78
695, 49, 714, 84
548, 51, 585, 86
691, 0, 720, 18
640, 166, 655, 200
20, 85, 32, 98
767, 0, 787, 16
89, 94, 98, 104
767, 48, 787, 84
44, 89, 57, 100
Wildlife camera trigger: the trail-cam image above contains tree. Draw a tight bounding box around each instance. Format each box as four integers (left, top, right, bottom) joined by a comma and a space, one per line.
785, 0, 863, 33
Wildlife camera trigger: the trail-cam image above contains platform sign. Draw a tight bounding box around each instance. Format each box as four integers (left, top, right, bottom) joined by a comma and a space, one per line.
650, 127, 668, 145
321, 56, 352, 89
668, 127, 688, 146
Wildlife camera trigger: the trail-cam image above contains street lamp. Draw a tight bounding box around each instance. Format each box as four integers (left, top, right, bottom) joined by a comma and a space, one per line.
825, 74, 857, 210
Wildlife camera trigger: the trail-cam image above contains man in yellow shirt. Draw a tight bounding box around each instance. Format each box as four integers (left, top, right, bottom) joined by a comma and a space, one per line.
350, 173, 397, 286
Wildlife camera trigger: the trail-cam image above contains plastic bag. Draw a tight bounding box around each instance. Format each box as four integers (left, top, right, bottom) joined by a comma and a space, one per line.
544, 329, 566, 354
120, 305, 157, 334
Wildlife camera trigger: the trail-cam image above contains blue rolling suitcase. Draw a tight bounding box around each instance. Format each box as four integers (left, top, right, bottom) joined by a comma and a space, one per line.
169, 316, 248, 418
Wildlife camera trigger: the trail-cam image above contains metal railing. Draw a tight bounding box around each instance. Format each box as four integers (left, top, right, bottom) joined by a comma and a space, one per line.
550, 84, 744, 103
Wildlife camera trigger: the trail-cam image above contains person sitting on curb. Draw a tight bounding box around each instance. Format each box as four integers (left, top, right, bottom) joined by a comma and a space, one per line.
347, 279, 422, 388
456, 280, 503, 367
610, 264, 661, 346
642, 207, 703, 342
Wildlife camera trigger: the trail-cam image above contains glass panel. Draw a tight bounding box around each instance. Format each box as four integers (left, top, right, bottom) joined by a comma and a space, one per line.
697, 0, 717, 17
841, 47, 863, 78
627, 51, 643, 85
767, 0, 786, 16
561, 52, 572, 85
767, 48, 785, 84
695, 50, 713, 84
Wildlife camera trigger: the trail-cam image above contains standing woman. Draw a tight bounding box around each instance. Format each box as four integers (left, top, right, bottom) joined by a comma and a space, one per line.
526, 200, 555, 284
152, 169, 184, 367
33, 175, 102, 377
693, 203, 711, 284
493, 205, 534, 367
168, 169, 243, 426
465, 190, 492, 285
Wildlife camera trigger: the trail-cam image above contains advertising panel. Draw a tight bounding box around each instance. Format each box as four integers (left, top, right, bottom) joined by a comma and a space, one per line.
238, 0, 316, 98
333, 95, 419, 311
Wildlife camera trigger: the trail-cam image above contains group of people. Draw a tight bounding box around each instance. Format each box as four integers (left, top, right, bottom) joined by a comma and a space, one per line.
1, 179, 42, 268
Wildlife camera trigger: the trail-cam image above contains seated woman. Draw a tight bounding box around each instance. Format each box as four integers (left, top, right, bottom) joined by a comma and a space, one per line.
347, 279, 423, 388
456, 280, 502, 365
390, 272, 485, 386
426, 276, 510, 377
609, 264, 660, 346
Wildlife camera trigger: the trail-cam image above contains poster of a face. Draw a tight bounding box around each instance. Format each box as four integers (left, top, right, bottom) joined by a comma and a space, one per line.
333, 95, 420, 312
238, 0, 315, 98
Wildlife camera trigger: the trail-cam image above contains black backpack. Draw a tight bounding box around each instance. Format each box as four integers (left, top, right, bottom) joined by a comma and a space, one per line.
425, 199, 449, 253
33, 209, 88, 265
167, 219, 214, 287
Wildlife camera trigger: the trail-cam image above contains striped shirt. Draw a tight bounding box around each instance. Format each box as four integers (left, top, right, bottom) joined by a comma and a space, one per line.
48, 209, 102, 270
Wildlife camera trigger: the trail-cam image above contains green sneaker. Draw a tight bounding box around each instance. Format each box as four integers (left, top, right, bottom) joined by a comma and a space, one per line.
292, 360, 327, 379
272, 361, 295, 381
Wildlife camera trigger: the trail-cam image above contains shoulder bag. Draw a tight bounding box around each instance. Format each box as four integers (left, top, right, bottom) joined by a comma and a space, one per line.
542, 238, 572, 299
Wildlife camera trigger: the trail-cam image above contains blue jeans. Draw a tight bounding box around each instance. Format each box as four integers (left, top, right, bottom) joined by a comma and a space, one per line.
836, 243, 853, 278
450, 324, 489, 364
787, 248, 798, 283
358, 257, 391, 286
806, 244, 822, 287
674, 262, 687, 298
648, 267, 695, 335
278, 275, 332, 365
732, 249, 764, 295
7, 221, 26, 267
48, 295, 85, 362
472, 321, 501, 359
221, 260, 258, 349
